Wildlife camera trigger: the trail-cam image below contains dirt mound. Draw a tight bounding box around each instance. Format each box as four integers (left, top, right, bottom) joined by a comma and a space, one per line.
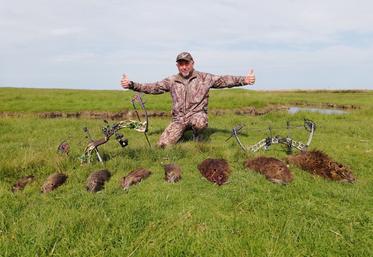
164, 163, 182, 183
86, 169, 111, 192
11, 175, 35, 192
197, 158, 230, 186
121, 168, 151, 190
244, 156, 293, 184
41, 173, 68, 193
286, 150, 356, 183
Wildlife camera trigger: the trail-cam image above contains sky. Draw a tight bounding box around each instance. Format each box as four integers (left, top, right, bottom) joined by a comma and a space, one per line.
1, 0, 373, 90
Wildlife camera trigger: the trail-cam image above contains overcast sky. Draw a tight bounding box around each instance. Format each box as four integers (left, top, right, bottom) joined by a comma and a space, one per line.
1, 0, 373, 90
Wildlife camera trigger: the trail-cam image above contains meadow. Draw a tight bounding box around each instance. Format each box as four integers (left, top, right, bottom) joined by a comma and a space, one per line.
0, 88, 372, 256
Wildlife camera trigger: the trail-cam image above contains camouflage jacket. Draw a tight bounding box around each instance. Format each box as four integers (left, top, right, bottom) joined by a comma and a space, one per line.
130, 70, 247, 121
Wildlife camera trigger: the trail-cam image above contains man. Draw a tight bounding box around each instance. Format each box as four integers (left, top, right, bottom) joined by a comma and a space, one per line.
121, 52, 256, 148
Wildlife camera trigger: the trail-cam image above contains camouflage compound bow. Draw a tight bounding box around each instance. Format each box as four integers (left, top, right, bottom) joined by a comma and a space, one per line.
80, 94, 151, 164
226, 119, 316, 154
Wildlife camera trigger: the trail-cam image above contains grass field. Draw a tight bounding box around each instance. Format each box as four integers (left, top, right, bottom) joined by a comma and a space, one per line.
0, 88, 372, 256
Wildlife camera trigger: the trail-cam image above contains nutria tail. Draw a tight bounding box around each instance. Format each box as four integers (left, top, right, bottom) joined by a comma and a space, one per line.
41, 173, 68, 193
164, 163, 182, 183
86, 169, 111, 192
121, 168, 151, 190
11, 175, 35, 192
197, 158, 230, 186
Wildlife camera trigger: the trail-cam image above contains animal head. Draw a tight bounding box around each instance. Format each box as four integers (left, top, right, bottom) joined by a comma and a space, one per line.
86, 180, 100, 192
329, 161, 356, 183
164, 163, 181, 183
41, 182, 55, 193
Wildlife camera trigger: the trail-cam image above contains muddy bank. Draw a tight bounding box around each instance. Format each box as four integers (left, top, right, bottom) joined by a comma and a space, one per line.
232, 105, 289, 116
37, 110, 169, 119
292, 102, 359, 110
0, 103, 359, 119
0, 110, 168, 119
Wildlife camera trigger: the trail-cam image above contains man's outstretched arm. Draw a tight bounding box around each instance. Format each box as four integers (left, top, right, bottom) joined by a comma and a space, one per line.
121, 74, 170, 94
210, 69, 256, 88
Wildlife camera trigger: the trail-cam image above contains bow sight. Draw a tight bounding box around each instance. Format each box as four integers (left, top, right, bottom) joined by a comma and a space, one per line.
227, 119, 316, 154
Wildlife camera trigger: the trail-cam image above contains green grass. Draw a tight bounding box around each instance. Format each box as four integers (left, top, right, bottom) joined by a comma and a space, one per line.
0, 88, 373, 256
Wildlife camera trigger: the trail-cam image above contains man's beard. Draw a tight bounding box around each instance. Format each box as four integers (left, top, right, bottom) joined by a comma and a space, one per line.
180, 69, 192, 78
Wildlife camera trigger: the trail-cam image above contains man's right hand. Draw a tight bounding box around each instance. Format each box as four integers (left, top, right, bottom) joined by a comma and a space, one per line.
121, 74, 130, 89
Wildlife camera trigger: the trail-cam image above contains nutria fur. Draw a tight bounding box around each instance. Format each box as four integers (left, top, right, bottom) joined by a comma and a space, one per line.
164, 163, 182, 183
41, 173, 68, 193
86, 169, 111, 192
11, 175, 35, 192
286, 150, 355, 183
57, 141, 70, 155
121, 168, 151, 190
244, 156, 293, 184
197, 158, 230, 186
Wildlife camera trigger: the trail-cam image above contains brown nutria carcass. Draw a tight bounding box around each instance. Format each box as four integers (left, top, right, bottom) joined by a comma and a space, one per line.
57, 141, 70, 155
41, 173, 68, 193
244, 156, 293, 185
121, 168, 151, 190
86, 169, 111, 192
164, 163, 182, 183
11, 175, 35, 192
286, 150, 355, 183
197, 158, 230, 186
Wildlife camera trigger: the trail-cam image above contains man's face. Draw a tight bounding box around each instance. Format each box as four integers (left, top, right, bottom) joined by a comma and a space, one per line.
176, 60, 194, 78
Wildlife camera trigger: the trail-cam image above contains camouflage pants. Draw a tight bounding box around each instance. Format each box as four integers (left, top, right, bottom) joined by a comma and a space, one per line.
157, 112, 208, 148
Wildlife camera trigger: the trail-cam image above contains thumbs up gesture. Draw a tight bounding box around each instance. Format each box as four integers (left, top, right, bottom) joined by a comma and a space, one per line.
121, 74, 130, 89
244, 69, 256, 85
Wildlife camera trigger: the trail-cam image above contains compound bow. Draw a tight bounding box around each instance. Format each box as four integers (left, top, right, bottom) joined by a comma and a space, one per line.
226, 119, 316, 153
80, 94, 151, 164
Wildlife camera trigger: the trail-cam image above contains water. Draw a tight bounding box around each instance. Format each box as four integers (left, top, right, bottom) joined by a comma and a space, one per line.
288, 107, 348, 115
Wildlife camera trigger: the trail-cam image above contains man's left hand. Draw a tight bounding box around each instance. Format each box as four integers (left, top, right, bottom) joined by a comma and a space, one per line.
245, 69, 256, 85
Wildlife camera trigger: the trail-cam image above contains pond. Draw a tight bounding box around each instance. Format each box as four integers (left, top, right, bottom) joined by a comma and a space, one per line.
288, 107, 348, 115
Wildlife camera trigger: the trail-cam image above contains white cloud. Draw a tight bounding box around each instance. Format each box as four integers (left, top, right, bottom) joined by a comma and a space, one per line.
53, 52, 97, 63
0, 0, 372, 89
50, 27, 85, 37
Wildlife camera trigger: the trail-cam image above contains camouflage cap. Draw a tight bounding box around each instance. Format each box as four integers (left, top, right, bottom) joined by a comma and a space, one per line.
176, 52, 193, 62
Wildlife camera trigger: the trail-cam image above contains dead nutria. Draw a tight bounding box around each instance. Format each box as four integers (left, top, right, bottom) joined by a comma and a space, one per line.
164, 163, 182, 183
197, 158, 230, 186
286, 150, 355, 183
121, 168, 151, 190
57, 141, 70, 155
11, 175, 35, 192
86, 169, 111, 192
244, 156, 293, 185
41, 173, 68, 193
